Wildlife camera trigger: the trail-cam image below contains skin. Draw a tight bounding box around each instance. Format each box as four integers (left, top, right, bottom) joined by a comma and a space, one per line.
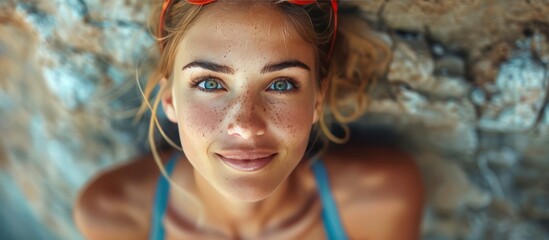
73, 2, 425, 240
164, 2, 320, 203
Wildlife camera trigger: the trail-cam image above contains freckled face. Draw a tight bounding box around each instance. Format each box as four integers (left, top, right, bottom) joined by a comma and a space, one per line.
163, 3, 319, 202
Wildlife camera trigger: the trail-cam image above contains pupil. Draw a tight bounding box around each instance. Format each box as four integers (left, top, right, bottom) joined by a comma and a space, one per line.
275, 81, 286, 90
206, 80, 216, 89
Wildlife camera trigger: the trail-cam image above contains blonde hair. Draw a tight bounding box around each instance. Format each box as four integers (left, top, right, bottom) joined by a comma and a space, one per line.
136, 0, 391, 225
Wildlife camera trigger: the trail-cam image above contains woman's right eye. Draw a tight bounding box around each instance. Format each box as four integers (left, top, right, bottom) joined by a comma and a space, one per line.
193, 77, 225, 92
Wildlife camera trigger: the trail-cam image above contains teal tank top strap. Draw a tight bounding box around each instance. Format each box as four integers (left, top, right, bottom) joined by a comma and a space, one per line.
149, 152, 181, 240
311, 157, 349, 240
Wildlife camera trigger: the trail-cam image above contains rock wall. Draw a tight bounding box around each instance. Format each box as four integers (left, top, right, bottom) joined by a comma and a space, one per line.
0, 0, 548, 239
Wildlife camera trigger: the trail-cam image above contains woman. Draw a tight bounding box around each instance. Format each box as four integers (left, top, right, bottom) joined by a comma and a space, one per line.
73, 1, 424, 239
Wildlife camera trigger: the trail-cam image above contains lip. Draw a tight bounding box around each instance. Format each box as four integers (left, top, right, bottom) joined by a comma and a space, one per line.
217, 150, 276, 160
216, 151, 276, 172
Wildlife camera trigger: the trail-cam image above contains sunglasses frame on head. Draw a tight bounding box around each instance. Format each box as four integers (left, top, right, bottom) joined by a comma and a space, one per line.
158, 0, 338, 59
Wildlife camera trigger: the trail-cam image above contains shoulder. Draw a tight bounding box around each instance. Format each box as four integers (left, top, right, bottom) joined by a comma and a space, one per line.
73, 152, 171, 240
323, 144, 425, 240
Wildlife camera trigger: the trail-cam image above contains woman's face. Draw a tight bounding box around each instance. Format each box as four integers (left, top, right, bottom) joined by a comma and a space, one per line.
162, 3, 320, 202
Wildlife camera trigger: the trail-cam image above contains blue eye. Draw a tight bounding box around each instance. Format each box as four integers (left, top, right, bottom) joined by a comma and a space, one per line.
268, 79, 296, 92
197, 78, 224, 91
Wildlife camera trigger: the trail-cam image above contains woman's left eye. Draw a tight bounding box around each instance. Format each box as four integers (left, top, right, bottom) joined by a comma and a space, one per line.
267, 79, 296, 92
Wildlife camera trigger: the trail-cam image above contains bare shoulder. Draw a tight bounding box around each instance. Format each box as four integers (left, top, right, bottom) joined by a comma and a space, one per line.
73, 152, 171, 240
323, 143, 425, 240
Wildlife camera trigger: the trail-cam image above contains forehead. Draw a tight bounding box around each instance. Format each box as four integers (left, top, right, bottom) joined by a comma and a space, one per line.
175, 3, 315, 69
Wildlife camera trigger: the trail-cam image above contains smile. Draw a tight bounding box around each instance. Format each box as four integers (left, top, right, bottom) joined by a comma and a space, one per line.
216, 151, 277, 172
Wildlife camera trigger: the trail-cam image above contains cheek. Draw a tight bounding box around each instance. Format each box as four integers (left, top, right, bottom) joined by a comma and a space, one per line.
176, 96, 226, 141
268, 97, 315, 141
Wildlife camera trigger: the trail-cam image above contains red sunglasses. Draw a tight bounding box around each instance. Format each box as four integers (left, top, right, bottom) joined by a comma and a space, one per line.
158, 0, 338, 59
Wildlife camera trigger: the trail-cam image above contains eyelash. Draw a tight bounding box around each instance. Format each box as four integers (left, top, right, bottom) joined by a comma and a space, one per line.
190, 75, 225, 93
267, 78, 300, 94
190, 76, 300, 93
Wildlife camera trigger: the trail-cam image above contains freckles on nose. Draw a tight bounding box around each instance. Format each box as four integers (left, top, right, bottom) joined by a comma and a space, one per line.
226, 94, 266, 138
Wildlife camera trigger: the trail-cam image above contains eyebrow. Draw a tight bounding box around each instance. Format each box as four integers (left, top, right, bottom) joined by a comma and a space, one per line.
260, 60, 311, 74
181, 60, 311, 74
182, 60, 234, 74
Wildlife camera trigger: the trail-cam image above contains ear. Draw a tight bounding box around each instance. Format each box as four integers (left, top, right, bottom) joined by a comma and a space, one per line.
160, 77, 178, 123
312, 79, 328, 124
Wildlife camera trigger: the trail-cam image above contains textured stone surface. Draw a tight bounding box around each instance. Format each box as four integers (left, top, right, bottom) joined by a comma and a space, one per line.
1, 0, 548, 239
1, 1, 153, 239
474, 49, 548, 132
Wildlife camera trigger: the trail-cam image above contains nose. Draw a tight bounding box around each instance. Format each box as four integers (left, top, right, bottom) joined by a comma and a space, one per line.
226, 95, 266, 140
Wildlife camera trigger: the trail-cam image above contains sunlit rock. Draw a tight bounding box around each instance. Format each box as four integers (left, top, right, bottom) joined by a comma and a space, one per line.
475, 50, 548, 132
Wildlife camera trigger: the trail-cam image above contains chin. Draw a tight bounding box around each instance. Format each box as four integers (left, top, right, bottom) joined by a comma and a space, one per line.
230, 191, 272, 203
217, 176, 287, 203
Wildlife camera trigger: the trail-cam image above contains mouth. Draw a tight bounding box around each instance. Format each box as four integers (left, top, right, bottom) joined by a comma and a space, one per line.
216, 151, 277, 172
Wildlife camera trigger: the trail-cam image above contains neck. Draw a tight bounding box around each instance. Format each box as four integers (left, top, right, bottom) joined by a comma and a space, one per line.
197, 171, 295, 234
169, 158, 315, 238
